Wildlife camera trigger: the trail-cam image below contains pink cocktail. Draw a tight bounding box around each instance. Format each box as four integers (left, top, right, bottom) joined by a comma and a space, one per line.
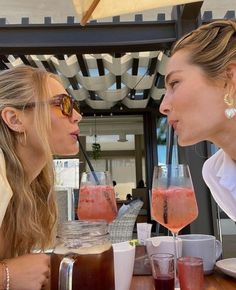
151, 186, 198, 234
77, 185, 117, 222
151, 164, 199, 287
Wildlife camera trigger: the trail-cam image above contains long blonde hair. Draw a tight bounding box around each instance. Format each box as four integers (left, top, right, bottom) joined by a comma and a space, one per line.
0, 66, 58, 256
172, 20, 236, 80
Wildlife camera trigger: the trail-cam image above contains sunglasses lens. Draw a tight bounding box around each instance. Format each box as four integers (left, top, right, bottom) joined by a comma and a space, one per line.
62, 95, 72, 116
73, 101, 80, 114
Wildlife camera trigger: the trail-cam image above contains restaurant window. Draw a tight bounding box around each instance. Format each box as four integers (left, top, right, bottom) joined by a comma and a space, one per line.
53, 158, 80, 188
156, 117, 178, 165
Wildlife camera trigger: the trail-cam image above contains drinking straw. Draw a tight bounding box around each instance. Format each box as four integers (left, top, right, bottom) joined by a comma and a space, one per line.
77, 135, 99, 185
163, 126, 174, 225
166, 126, 175, 165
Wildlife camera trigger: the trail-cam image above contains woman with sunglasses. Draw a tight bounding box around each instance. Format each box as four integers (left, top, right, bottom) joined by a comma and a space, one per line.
160, 19, 236, 221
0, 65, 82, 289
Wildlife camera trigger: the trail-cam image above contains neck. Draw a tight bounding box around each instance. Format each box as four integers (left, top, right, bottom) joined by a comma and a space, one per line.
210, 123, 236, 161
16, 144, 46, 183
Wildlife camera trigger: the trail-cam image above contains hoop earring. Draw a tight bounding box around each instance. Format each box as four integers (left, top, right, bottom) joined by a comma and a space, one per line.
18, 131, 27, 146
224, 93, 236, 119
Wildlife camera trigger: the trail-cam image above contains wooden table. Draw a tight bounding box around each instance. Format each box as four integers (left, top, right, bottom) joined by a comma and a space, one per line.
130, 270, 236, 290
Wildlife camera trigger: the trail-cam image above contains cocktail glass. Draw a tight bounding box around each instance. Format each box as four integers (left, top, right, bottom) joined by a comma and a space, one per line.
151, 164, 198, 285
77, 171, 117, 222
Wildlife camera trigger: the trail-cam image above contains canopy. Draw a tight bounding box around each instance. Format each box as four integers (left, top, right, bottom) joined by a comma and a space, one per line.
73, 0, 204, 25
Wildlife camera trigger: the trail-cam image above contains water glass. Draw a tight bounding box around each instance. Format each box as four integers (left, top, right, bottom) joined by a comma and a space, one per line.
177, 256, 204, 290
150, 253, 175, 290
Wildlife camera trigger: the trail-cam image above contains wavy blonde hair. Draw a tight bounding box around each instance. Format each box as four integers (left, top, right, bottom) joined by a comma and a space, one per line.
172, 19, 236, 81
0, 66, 58, 256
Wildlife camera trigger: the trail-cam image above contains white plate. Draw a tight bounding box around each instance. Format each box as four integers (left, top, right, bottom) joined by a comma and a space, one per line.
216, 258, 236, 279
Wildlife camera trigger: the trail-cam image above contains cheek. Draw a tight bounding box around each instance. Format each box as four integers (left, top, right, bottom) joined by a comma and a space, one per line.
50, 110, 66, 130
175, 88, 204, 116
49, 113, 66, 143
48, 129, 67, 155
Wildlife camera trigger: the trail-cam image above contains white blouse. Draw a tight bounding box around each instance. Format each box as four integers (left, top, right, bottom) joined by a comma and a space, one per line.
202, 149, 236, 221
0, 149, 13, 227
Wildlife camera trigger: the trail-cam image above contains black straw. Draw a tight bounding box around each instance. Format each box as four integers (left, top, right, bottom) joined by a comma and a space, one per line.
163, 125, 174, 225
77, 135, 100, 185
166, 126, 175, 165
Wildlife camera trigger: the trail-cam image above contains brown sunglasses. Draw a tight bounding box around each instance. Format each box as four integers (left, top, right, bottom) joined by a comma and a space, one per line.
16, 94, 80, 118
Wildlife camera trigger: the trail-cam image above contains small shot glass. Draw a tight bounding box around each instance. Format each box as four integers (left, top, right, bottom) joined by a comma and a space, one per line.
177, 256, 204, 290
150, 253, 175, 290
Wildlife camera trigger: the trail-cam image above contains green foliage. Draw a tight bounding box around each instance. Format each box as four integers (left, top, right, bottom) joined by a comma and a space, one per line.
157, 117, 167, 144
92, 142, 101, 160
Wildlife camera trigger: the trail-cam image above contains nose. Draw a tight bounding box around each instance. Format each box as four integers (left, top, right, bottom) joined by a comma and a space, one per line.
159, 94, 172, 116
71, 109, 82, 123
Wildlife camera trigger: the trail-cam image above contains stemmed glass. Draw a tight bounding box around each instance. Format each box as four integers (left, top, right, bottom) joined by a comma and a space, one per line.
77, 171, 118, 223
151, 164, 199, 285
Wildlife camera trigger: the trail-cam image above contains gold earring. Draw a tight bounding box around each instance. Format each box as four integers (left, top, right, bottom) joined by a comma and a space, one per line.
224, 93, 236, 119
18, 131, 27, 146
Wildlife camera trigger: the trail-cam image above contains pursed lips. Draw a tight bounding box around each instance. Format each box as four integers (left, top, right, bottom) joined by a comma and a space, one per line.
168, 120, 179, 131
70, 130, 80, 138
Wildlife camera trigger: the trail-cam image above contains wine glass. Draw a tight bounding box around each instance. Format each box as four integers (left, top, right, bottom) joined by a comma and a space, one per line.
151, 164, 199, 285
77, 171, 118, 222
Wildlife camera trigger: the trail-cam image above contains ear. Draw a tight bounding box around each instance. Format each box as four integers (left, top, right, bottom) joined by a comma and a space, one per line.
226, 63, 236, 90
1, 107, 25, 132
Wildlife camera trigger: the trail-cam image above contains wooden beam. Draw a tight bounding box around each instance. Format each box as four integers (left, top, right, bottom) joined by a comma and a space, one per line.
0, 21, 176, 54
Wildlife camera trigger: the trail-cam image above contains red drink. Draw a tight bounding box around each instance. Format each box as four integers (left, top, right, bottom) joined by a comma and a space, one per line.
151, 187, 198, 233
77, 185, 117, 222
177, 257, 204, 290
154, 276, 175, 290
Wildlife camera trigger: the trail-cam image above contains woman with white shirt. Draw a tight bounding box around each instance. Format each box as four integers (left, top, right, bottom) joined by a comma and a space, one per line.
160, 19, 236, 221
0, 66, 82, 289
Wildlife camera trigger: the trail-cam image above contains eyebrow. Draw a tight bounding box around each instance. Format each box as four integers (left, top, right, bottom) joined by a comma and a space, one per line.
165, 70, 183, 86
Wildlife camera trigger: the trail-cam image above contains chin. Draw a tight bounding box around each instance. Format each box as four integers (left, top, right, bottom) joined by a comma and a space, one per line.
54, 145, 79, 156
65, 148, 79, 156
177, 136, 197, 147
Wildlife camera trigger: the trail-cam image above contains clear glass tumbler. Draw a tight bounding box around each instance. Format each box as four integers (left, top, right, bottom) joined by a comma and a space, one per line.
150, 253, 175, 290
177, 256, 204, 290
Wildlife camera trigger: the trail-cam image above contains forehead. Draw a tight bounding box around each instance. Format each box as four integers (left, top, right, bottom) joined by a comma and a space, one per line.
166, 50, 191, 74
48, 77, 66, 98
164, 50, 193, 84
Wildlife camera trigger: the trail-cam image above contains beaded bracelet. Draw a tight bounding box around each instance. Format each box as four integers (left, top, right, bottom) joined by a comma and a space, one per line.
1, 261, 9, 290
0, 263, 5, 290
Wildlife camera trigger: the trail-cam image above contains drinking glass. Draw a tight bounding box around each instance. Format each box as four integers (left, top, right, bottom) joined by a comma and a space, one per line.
177, 257, 204, 290
150, 253, 175, 290
77, 171, 118, 222
151, 164, 199, 284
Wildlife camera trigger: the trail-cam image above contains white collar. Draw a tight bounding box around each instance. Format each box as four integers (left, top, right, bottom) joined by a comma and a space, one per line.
0, 149, 13, 227
202, 149, 236, 221
215, 149, 236, 193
